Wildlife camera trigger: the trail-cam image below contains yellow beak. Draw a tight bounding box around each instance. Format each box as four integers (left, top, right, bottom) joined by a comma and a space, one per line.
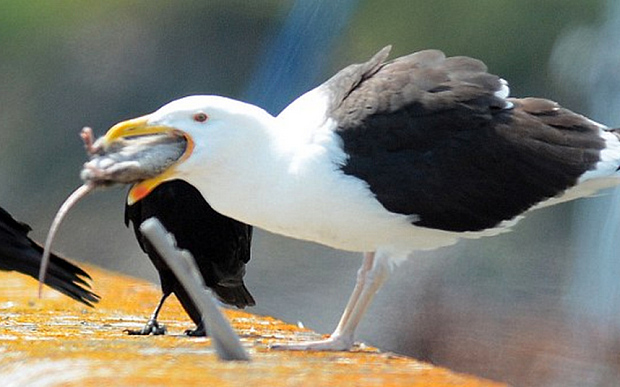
103, 115, 195, 205
102, 114, 174, 145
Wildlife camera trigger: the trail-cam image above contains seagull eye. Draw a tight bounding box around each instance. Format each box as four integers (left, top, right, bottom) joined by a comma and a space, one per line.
193, 112, 208, 123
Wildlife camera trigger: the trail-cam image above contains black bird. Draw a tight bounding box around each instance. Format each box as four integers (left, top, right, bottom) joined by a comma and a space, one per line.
0, 206, 99, 306
124, 179, 254, 336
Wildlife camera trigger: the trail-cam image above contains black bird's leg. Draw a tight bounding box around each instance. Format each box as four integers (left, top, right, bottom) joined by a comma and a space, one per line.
125, 293, 170, 335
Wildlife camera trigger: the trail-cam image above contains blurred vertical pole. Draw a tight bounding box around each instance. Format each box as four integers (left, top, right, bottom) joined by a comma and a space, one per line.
569, 0, 620, 326
244, 0, 360, 115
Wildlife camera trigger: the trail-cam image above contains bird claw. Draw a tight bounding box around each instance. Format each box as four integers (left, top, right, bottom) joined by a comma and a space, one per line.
269, 335, 354, 351
184, 326, 207, 337
124, 319, 167, 335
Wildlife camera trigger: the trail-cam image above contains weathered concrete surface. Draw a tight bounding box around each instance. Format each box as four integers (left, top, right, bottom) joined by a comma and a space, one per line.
0, 265, 505, 386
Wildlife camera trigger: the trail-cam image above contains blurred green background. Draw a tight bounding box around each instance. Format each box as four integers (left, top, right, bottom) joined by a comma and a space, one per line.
1, 1, 619, 385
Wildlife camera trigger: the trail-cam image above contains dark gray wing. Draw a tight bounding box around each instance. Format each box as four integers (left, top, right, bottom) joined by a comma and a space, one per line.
327, 48, 608, 232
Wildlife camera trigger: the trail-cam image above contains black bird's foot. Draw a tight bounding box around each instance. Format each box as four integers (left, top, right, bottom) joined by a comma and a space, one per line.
124, 319, 167, 335
184, 325, 207, 337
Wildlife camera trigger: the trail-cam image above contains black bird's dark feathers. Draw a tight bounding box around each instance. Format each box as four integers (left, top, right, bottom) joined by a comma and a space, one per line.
0, 206, 99, 306
125, 179, 254, 333
331, 48, 611, 232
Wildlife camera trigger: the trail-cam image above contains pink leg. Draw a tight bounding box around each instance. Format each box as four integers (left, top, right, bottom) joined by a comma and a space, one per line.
271, 251, 390, 351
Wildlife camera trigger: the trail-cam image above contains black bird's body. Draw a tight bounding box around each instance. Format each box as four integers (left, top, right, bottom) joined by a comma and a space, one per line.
0, 206, 99, 306
125, 179, 254, 335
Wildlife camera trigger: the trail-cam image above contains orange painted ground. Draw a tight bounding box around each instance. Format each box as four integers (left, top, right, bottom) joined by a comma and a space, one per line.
0, 265, 505, 386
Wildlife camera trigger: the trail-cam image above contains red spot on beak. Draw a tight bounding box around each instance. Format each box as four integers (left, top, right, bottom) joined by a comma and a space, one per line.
128, 183, 151, 204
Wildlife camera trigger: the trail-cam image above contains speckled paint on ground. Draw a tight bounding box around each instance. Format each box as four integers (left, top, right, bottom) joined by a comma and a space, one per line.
0, 266, 505, 386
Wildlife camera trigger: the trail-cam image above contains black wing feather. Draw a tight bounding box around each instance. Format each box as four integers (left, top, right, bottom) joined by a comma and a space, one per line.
0, 206, 99, 306
330, 48, 607, 232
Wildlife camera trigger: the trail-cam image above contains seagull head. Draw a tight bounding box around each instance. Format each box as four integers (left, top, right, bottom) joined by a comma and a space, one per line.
101, 95, 275, 204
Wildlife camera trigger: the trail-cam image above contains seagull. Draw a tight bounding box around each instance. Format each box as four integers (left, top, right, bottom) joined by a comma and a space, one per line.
97, 46, 620, 350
